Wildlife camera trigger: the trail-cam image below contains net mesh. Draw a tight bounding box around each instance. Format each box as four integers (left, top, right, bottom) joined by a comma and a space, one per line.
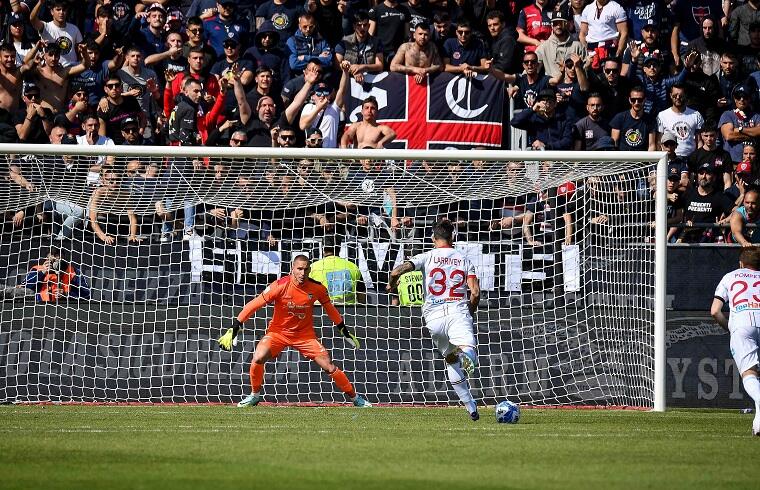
0, 147, 661, 407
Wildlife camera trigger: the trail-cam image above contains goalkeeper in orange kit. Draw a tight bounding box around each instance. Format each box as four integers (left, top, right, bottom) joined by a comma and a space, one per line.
218, 254, 372, 407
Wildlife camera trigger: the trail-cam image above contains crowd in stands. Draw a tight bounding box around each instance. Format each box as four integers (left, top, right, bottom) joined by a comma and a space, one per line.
3, 0, 760, 246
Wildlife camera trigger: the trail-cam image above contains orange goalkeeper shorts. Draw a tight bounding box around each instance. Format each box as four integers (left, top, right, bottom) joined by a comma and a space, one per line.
260, 331, 328, 360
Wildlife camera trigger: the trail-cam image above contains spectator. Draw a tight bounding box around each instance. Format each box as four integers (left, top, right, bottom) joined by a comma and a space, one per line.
682, 51, 722, 126
305, 127, 323, 149
573, 93, 609, 150
719, 83, 760, 163
28, 43, 89, 113
621, 18, 671, 79
403, 0, 433, 31
565, 0, 588, 35
369, 0, 411, 63
442, 19, 489, 77
432, 11, 455, 54
663, 164, 687, 242
486, 10, 519, 75
300, 63, 349, 148
0, 42, 32, 112
14, 83, 53, 144
118, 47, 160, 144
740, 26, 760, 74
511, 87, 574, 150
88, 170, 141, 244
680, 162, 733, 243
727, 155, 758, 208
550, 52, 591, 122
287, 12, 333, 76
163, 46, 220, 118
516, 0, 553, 53
536, 10, 586, 79
589, 56, 633, 119
671, 0, 726, 68
335, 10, 385, 84
273, 123, 300, 148
625, 0, 669, 43
120, 117, 148, 146
656, 83, 704, 157
183, 16, 218, 70
390, 22, 442, 84
728, 0, 760, 48
25, 0, 82, 67
281, 58, 324, 105
688, 126, 733, 190
3, 249, 89, 302
6, 12, 35, 68
717, 52, 742, 110
580, 0, 628, 66
307, 0, 346, 49
730, 189, 760, 246
256, 0, 302, 51
211, 38, 255, 115
629, 48, 690, 116
340, 96, 396, 148
489, 162, 539, 246
243, 21, 287, 82
245, 66, 281, 113
71, 41, 122, 110
63, 85, 91, 133
494, 50, 551, 110
97, 75, 144, 145
686, 17, 726, 76
244, 96, 279, 146
309, 236, 365, 304
204, 0, 250, 57
169, 78, 204, 146
659, 131, 690, 192
137, 3, 168, 57
77, 114, 115, 170
609, 86, 657, 151
144, 32, 189, 90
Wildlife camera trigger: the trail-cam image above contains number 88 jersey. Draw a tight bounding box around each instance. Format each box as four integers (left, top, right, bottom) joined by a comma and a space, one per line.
714, 268, 760, 331
409, 247, 477, 319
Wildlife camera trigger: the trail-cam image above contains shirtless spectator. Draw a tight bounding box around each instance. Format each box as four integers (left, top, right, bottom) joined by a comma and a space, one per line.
23, 0, 82, 67
340, 96, 396, 149
389, 22, 442, 85
0, 43, 33, 112
88, 170, 141, 245
26, 43, 88, 113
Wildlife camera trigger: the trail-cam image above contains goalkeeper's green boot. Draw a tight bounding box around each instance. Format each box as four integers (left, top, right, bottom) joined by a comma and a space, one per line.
460, 351, 476, 377
237, 393, 262, 407
352, 395, 372, 408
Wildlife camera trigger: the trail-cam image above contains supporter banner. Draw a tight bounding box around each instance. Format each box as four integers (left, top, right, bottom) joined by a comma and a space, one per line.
347, 72, 504, 149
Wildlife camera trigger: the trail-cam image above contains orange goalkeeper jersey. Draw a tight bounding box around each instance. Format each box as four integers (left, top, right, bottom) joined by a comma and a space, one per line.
237, 276, 343, 337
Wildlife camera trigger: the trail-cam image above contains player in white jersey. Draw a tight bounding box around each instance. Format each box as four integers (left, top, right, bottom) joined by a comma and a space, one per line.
712, 246, 760, 436
388, 219, 482, 420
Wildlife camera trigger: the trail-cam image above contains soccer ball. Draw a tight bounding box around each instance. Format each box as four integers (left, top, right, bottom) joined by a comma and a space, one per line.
361, 178, 375, 193
495, 400, 520, 424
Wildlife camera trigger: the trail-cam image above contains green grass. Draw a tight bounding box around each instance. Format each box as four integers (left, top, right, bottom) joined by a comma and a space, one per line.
0, 405, 757, 490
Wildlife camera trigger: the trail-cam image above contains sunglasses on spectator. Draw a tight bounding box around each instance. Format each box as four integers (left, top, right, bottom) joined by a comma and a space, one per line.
187, 28, 202, 34
122, 127, 139, 134
523, 59, 538, 65
231, 138, 246, 144
26, 93, 41, 99
106, 83, 121, 89
629, 97, 644, 102
456, 30, 471, 35
308, 138, 323, 144
279, 134, 296, 141
314, 90, 330, 97
261, 33, 276, 38
735, 94, 750, 100
604, 68, 619, 74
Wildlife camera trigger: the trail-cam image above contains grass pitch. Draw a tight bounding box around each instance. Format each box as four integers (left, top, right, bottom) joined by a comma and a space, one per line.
0, 405, 756, 490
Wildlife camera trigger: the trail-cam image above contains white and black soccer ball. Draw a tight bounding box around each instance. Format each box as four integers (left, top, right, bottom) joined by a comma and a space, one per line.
361, 178, 375, 194
495, 400, 520, 424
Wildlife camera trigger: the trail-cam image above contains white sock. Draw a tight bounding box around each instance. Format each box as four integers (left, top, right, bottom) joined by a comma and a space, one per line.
742, 375, 760, 411
447, 361, 477, 413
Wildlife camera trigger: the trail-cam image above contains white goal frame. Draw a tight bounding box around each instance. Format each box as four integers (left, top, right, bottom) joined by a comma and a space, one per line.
0, 144, 668, 411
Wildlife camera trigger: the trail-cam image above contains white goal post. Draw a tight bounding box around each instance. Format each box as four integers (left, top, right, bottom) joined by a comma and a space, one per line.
0, 144, 668, 411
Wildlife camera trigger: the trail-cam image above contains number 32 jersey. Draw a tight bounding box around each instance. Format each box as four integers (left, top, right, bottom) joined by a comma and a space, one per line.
714, 268, 760, 331
409, 247, 477, 319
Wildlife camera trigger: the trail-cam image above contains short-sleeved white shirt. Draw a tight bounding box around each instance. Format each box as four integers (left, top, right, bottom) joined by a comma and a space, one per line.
581, 1, 627, 44
301, 102, 341, 148
41, 21, 83, 67
409, 246, 477, 319
656, 107, 704, 158
714, 268, 760, 331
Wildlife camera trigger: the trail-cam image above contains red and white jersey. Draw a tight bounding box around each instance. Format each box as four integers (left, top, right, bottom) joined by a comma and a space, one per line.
409, 247, 477, 318
714, 268, 760, 331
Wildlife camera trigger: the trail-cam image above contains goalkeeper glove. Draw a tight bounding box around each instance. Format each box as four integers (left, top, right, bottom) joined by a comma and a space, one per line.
218, 319, 243, 351
336, 322, 360, 349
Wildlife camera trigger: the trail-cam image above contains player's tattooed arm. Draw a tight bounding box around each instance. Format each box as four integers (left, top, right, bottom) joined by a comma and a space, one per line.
387, 261, 415, 292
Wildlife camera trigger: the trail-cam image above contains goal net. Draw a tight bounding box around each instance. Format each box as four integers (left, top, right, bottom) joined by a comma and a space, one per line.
0, 145, 667, 409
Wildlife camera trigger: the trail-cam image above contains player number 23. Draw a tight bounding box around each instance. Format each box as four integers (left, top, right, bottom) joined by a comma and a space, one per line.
730, 280, 760, 307
428, 268, 466, 298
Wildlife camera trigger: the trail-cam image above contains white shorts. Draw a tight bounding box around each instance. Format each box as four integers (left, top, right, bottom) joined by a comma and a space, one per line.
730, 324, 760, 374
424, 308, 476, 357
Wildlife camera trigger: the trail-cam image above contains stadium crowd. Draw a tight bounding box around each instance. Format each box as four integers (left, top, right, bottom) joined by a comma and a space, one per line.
2, 0, 760, 246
